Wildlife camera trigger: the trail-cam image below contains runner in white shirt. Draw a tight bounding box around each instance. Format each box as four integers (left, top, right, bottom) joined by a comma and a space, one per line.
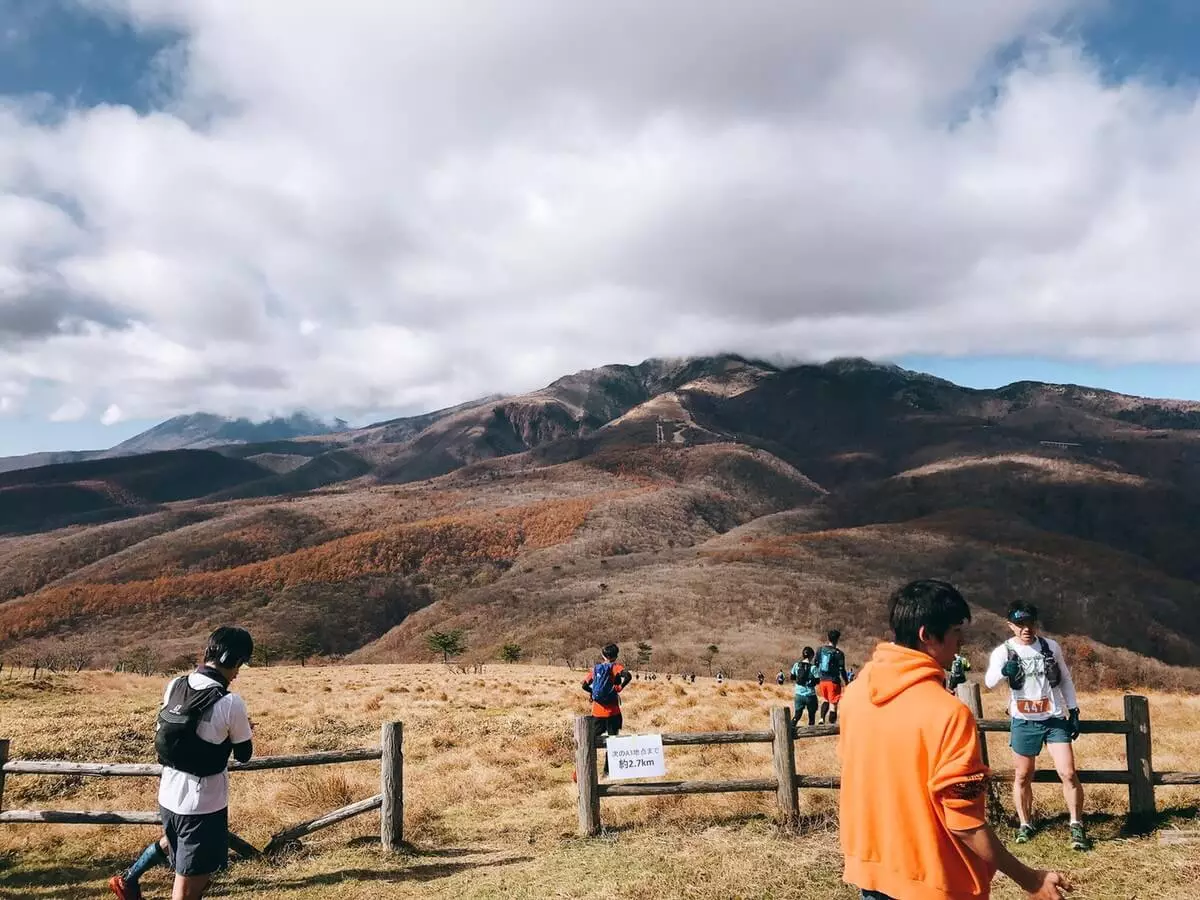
985, 602, 1089, 852
110, 626, 254, 900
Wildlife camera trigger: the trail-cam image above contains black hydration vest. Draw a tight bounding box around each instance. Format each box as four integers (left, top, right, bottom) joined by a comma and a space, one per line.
1005, 637, 1062, 691
155, 674, 233, 777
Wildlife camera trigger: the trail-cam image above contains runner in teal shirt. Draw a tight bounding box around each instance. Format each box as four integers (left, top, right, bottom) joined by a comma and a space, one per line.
790, 646, 819, 727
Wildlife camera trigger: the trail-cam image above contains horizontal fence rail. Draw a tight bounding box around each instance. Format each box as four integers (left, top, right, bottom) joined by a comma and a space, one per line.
2, 747, 384, 778
0, 722, 405, 856
575, 687, 1198, 836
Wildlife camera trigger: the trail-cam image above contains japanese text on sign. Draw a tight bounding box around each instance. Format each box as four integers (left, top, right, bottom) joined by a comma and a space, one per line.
605, 734, 666, 779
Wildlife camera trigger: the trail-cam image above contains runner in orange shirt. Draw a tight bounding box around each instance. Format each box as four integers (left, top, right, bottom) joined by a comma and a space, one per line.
840, 580, 1072, 900
582, 643, 632, 774
815, 629, 848, 725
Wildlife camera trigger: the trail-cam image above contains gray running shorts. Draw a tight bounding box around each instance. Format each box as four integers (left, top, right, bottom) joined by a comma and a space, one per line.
160, 805, 229, 876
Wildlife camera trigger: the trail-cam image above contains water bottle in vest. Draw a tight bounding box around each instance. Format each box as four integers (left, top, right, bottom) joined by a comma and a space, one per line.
590, 662, 618, 705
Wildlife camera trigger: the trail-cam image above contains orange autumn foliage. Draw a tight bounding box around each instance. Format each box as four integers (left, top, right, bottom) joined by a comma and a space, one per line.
0, 497, 596, 643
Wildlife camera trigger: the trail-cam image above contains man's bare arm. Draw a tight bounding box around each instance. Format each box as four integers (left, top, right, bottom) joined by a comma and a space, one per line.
951, 824, 1071, 899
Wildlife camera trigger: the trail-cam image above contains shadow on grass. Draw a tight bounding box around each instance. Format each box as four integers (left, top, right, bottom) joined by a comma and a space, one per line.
992, 805, 1199, 841
0, 846, 530, 900
0, 856, 130, 896
345, 837, 495, 857
209, 853, 534, 895
588, 809, 839, 839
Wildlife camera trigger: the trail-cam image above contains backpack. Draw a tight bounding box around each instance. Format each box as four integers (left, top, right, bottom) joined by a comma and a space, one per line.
815, 646, 841, 679
155, 676, 232, 777
1005, 638, 1061, 690
590, 662, 618, 705
791, 660, 815, 688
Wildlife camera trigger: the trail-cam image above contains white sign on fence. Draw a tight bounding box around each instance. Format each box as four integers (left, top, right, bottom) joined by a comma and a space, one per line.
605, 734, 666, 779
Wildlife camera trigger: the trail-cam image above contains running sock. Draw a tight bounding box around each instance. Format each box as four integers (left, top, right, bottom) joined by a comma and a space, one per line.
125, 840, 168, 882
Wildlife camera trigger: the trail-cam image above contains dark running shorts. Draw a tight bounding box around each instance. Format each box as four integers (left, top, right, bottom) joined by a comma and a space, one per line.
160, 805, 229, 876
1010, 717, 1072, 757
594, 713, 623, 737
861, 891, 896, 899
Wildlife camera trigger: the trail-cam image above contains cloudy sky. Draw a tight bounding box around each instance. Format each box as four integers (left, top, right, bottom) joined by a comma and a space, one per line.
3, 1, 1200, 455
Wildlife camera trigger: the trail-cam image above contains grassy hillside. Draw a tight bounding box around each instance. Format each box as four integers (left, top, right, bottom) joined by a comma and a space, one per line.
2, 666, 1199, 898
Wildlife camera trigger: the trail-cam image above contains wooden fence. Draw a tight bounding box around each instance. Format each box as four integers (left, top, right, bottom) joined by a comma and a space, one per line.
0, 722, 405, 855
575, 687, 1199, 836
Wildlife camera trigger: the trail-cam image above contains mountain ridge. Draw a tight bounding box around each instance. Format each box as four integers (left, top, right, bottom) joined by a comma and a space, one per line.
4, 354, 1200, 686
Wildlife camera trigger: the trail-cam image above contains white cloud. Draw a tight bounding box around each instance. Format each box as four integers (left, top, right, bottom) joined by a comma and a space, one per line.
101, 403, 123, 425
2, 1, 1200, 424
49, 397, 87, 422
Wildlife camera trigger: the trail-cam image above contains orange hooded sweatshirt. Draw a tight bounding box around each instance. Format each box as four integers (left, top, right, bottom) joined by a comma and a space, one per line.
839, 643, 994, 900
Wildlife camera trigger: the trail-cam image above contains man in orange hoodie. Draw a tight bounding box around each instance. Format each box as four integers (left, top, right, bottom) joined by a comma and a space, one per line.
839, 580, 1072, 900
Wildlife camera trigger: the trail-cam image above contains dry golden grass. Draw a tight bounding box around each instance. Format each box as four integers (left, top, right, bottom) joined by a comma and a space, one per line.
0, 665, 1198, 899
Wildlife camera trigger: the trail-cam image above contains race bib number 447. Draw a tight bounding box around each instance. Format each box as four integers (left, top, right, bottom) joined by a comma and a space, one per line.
1016, 698, 1051, 715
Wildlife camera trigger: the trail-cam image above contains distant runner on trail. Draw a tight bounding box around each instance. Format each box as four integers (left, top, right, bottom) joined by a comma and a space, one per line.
757, 671, 765, 686
814, 629, 848, 725
985, 602, 1090, 852
790, 647, 819, 727
948, 651, 972, 693
582, 643, 632, 774
776, 669, 785, 685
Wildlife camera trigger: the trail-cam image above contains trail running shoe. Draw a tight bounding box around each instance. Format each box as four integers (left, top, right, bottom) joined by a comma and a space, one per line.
108, 875, 143, 900
1070, 822, 1092, 851
1015, 824, 1036, 844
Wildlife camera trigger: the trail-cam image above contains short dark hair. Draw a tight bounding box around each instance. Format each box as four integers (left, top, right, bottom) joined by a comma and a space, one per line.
205, 625, 254, 667
602, 643, 619, 660
888, 580, 970, 649
802, 646, 814, 660
827, 629, 841, 645
1007, 601, 1039, 624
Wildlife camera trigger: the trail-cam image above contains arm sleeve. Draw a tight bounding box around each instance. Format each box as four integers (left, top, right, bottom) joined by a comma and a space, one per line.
615, 667, 632, 689
1053, 640, 1079, 710
227, 695, 253, 745
232, 740, 253, 763
930, 705, 990, 832
983, 646, 1006, 690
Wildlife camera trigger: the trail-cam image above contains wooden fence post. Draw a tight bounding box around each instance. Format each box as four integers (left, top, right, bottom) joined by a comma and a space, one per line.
771, 707, 799, 829
1124, 695, 1155, 827
380, 722, 403, 852
956, 682, 1006, 823
574, 715, 600, 836
955, 683, 990, 766
0, 739, 9, 813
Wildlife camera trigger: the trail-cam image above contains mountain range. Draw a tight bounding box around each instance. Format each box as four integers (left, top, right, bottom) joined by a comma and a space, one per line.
2, 355, 1199, 688
0, 412, 345, 475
